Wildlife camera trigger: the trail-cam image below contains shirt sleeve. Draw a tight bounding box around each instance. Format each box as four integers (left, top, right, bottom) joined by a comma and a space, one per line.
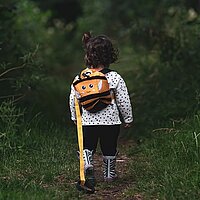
69, 84, 76, 121
114, 75, 133, 124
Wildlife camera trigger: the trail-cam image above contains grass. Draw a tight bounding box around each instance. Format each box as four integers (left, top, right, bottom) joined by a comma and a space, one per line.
0, 125, 83, 200
1, 103, 200, 199
125, 113, 200, 199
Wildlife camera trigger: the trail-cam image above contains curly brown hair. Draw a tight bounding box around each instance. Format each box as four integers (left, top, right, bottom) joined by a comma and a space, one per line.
82, 32, 119, 68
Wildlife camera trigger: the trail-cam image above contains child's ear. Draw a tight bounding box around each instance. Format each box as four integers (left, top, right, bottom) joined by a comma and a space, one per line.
82, 32, 91, 46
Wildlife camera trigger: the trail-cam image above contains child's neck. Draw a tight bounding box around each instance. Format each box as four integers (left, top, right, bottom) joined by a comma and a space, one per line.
90, 65, 105, 71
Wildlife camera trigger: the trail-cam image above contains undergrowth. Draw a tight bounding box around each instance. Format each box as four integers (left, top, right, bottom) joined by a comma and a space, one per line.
0, 102, 80, 199
125, 113, 200, 199
0, 126, 81, 200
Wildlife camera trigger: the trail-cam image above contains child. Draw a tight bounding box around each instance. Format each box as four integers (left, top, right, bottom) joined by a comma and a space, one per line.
69, 32, 133, 185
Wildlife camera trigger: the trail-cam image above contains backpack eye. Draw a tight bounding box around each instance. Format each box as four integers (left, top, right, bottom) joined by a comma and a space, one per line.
82, 85, 86, 90
89, 84, 93, 88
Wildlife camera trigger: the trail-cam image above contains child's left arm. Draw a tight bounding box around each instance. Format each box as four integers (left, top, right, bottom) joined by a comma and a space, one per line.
114, 75, 133, 125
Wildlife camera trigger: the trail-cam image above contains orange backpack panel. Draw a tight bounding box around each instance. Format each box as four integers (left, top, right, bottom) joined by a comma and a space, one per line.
73, 68, 112, 112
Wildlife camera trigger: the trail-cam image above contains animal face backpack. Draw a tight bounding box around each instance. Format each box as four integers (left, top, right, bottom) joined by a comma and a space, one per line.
73, 68, 112, 113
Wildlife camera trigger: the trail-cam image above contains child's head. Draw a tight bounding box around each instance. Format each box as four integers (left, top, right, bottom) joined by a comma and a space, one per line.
82, 32, 118, 68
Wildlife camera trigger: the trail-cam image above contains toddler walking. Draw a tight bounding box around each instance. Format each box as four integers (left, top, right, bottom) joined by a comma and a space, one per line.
69, 32, 133, 186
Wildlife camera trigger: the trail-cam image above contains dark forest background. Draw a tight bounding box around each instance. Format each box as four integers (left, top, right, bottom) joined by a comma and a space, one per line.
1, 0, 200, 129
1, 0, 200, 199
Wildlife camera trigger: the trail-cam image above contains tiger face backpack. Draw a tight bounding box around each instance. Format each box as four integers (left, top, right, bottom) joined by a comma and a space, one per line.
73, 68, 112, 113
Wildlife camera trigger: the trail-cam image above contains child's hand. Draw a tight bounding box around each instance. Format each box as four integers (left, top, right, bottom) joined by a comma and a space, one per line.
124, 123, 132, 128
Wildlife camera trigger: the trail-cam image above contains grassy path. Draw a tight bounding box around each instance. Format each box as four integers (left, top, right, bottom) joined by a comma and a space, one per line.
2, 118, 200, 199
82, 139, 139, 200
0, 127, 141, 200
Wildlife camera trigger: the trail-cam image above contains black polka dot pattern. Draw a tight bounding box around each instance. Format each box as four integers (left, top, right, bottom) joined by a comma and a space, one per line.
69, 71, 133, 125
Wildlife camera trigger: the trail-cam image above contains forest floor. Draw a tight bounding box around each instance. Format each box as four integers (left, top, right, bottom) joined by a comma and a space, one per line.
1, 128, 147, 200
3, 118, 197, 199
1, 121, 199, 199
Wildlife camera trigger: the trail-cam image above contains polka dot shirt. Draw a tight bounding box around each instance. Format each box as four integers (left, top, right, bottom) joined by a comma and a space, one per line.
69, 70, 133, 126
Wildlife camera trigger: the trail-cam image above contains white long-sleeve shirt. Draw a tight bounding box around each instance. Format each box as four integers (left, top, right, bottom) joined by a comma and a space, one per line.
69, 70, 133, 126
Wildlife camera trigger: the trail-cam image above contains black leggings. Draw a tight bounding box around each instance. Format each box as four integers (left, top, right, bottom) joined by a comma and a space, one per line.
82, 125, 120, 156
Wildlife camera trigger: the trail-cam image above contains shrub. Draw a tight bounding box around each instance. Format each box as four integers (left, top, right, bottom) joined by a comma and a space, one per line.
0, 101, 29, 152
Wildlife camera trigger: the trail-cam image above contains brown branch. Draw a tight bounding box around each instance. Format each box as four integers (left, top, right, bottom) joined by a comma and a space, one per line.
13, 94, 26, 103
152, 128, 176, 133
0, 78, 15, 82
0, 64, 25, 78
0, 94, 23, 99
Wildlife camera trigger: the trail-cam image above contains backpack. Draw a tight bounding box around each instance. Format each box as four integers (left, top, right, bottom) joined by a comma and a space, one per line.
73, 68, 112, 113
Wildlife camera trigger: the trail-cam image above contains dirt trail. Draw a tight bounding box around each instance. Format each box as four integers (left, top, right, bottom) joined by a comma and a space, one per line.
81, 139, 142, 200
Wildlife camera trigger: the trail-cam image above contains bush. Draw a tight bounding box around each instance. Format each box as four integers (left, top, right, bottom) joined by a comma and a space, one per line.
0, 101, 29, 152
0, 0, 76, 124
0, 0, 49, 104
127, 7, 200, 134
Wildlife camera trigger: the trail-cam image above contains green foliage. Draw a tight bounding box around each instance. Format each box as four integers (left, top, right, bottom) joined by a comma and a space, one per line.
32, 0, 82, 24
76, 1, 200, 136
0, 0, 48, 103
1, 0, 200, 128
79, 0, 109, 32
126, 113, 200, 199
0, 126, 80, 200
34, 77, 71, 124
0, 0, 76, 124
0, 0, 49, 62
132, 7, 200, 134
0, 101, 29, 152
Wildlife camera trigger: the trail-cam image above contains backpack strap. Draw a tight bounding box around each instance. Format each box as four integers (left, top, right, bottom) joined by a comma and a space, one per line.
99, 68, 117, 102
75, 97, 85, 185
100, 68, 113, 74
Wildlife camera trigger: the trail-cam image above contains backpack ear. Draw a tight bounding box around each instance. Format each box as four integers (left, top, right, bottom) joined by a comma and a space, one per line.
82, 32, 91, 46
98, 80, 103, 90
